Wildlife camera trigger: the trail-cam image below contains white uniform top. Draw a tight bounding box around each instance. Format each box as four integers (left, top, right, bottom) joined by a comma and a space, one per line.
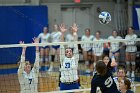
65, 34, 78, 48
18, 53, 39, 93
108, 36, 122, 52
60, 44, 79, 83
92, 38, 104, 56
125, 34, 137, 52
81, 35, 94, 51
51, 31, 62, 43
38, 33, 51, 43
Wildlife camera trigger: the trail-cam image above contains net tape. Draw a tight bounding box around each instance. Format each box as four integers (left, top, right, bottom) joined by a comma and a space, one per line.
0, 38, 140, 48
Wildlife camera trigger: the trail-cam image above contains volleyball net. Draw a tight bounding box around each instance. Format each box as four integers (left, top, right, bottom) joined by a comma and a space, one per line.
0, 39, 140, 93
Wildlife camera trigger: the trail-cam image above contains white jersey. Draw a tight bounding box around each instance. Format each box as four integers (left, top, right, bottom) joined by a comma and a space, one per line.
108, 36, 122, 52
125, 34, 137, 52
81, 35, 94, 51
60, 44, 79, 82
92, 38, 104, 56
51, 31, 62, 42
65, 34, 78, 48
38, 33, 51, 43
18, 53, 39, 93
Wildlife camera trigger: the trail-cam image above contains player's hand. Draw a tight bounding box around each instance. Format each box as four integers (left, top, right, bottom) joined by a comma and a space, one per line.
59, 23, 67, 33
71, 23, 78, 34
111, 56, 117, 67
32, 37, 39, 43
19, 41, 27, 49
32, 37, 39, 50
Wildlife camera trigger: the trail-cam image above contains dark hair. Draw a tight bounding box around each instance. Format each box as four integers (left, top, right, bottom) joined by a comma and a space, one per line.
117, 67, 126, 74
65, 47, 73, 51
102, 54, 112, 69
112, 29, 118, 34
128, 26, 134, 30
96, 30, 101, 35
124, 78, 131, 90
102, 54, 109, 59
96, 61, 107, 76
65, 47, 74, 54
85, 28, 90, 32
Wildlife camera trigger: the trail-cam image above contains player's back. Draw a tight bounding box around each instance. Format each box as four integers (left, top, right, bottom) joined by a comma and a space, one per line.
91, 71, 120, 93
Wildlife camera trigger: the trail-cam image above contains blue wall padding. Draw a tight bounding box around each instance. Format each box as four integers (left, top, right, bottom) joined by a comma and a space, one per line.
0, 6, 48, 64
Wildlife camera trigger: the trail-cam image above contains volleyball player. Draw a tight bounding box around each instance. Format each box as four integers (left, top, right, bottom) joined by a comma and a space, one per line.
108, 30, 122, 63
119, 78, 134, 93
95, 55, 118, 93
18, 38, 39, 93
81, 28, 94, 73
92, 31, 104, 73
38, 27, 51, 70
91, 61, 120, 93
125, 27, 137, 77
49, 24, 62, 71
59, 23, 80, 91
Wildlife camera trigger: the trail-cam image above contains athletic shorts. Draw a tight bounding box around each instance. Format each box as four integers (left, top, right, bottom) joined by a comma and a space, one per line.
87, 48, 92, 52
126, 52, 136, 55
60, 82, 79, 90
52, 45, 60, 50
40, 46, 50, 49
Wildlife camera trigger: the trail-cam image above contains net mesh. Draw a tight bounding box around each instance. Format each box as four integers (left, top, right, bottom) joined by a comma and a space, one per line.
0, 39, 140, 93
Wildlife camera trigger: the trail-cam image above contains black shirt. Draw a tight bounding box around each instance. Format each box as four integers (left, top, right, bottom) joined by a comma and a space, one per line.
91, 70, 120, 93
107, 58, 115, 73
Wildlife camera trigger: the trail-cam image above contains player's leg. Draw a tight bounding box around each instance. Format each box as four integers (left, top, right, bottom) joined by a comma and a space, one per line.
125, 52, 131, 77
48, 46, 56, 71
130, 52, 136, 77
56, 45, 60, 62
93, 53, 97, 70
114, 50, 120, 72
44, 46, 50, 71
93, 53, 99, 75
83, 50, 90, 73
88, 50, 93, 73
40, 47, 44, 68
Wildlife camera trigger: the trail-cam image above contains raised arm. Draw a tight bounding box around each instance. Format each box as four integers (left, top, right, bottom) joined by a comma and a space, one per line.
71, 23, 79, 62
71, 23, 78, 41
18, 41, 26, 76
32, 38, 40, 74
110, 55, 117, 67
73, 44, 79, 63
59, 24, 67, 63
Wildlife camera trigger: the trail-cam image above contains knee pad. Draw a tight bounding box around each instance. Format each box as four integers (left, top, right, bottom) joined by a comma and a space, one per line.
131, 61, 136, 65
51, 55, 55, 62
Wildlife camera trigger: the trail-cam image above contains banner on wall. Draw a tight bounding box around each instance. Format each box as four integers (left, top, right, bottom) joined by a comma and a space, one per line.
133, 6, 140, 30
